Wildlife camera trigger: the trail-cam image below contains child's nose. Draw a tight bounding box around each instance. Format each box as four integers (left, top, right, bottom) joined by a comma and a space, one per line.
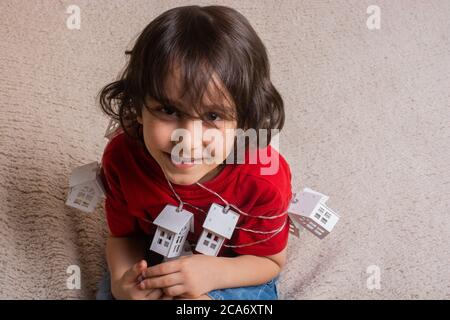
177, 119, 204, 151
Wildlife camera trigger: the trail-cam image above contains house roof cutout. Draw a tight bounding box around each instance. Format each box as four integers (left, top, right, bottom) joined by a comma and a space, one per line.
69, 162, 100, 188
202, 203, 239, 239
291, 191, 323, 217
153, 205, 193, 234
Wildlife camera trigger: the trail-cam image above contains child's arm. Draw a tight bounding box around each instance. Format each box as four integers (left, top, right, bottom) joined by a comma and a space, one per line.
106, 233, 163, 299
106, 234, 146, 282
139, 246, 287, 298
216, 247, 287, 288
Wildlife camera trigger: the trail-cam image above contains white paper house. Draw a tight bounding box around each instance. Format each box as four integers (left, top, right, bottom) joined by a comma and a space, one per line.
288, 187, 329, 237
150, 205, 194, 258
288, 216, 302, 238
195, 203, 239, 256
65, 161, 106, 213
163, 241, 194, 262
288, 188, 340, 239
104, 118, 122, 141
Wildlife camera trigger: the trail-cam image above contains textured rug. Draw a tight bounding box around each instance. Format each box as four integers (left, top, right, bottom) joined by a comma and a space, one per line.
1, 0, 449, 299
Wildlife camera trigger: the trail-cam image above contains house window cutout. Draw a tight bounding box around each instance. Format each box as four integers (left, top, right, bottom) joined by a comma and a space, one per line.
319, 207, 324, 213
314, 213, 321, 219
157, 238, 162, 244
201, 233, 221, 251
307, 222, 316, 229
161, 231, 165, 237
321, 218, 328, 224
75, 186, 95, 208
324, 212, 331, 219
164, 241, 169, 247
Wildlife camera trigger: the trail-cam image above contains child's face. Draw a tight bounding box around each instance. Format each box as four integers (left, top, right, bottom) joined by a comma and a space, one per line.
137, 69, 237, 186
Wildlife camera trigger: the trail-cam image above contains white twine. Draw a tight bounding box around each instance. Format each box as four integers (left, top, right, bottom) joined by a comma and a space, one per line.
157, 166, 289, 248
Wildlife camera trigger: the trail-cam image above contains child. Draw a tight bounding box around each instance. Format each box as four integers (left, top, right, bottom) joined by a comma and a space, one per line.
96, 5, 292, 300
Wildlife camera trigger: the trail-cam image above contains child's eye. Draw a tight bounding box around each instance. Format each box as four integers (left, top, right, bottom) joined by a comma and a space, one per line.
157, 106, 179, 117
205, 112, 221, 121
160, 106, 175, 115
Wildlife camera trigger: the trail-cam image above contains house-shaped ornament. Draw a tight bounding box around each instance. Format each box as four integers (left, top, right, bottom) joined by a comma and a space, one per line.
195, 203, 239, 256
288, 187, 330, 237
104, 118, 123, 141
163, 241, 194, 262
65, 161, 106, 213
288, 216, 302, 238
150, 204, 194, 258
288, 188, 340, 239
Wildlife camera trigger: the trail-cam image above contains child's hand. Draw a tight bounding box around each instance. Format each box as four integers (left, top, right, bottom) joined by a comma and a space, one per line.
140, 254, 219, 299
112, 260, 164, 300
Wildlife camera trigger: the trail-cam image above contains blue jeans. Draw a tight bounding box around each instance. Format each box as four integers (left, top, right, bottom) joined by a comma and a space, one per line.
206, 276, 279, 300
96, 271, 279, 300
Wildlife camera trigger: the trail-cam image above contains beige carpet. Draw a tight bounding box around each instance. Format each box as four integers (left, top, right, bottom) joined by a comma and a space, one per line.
1, 0, 449, 299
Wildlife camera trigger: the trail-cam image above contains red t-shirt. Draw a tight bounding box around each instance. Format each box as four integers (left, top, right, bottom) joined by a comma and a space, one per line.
99, 132, 293, 257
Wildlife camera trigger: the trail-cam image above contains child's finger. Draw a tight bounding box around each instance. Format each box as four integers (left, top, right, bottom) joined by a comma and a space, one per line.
145, 288, 164, 300
142, 259, 181, 278
139, 272, 183, 290
124, 260, 147, 282
162, 285, 185, 298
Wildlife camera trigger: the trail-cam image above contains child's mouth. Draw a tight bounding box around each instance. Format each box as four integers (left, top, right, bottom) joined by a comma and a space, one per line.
163, 152, 202, 168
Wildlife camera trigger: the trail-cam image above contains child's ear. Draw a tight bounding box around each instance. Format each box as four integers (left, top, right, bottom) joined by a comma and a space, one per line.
137, 105, 147, 124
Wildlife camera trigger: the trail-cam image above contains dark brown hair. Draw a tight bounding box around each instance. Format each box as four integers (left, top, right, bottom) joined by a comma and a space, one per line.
98, 5, 284, 150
